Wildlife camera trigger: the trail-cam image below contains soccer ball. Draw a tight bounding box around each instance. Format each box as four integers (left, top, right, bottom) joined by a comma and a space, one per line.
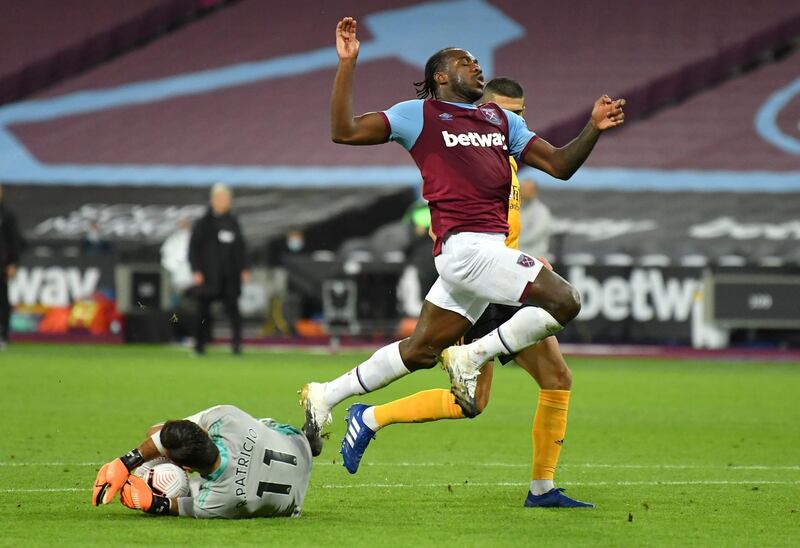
134, 458, 190, 498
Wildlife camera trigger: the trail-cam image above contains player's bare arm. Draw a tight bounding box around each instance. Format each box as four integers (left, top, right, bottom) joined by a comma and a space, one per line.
146, 423, 164, 437
523, 95, 626, 180
330, 17, 388, 145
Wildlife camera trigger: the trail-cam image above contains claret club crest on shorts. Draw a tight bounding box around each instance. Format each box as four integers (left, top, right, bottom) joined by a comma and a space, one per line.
517, 253, 536, 267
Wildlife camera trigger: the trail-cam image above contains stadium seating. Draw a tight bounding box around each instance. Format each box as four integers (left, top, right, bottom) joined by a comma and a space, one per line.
7, 0, 800, 169
13, 185, 414, 255
0, 0, 215, 106
535, 189, 800, 267
3, 0, 800, 268
587, 48, 800, 171
3, 0, 800, 347
502, 0, 800, 144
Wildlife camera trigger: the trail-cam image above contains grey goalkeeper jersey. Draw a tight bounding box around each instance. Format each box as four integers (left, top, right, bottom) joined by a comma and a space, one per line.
176, 405, 312, 519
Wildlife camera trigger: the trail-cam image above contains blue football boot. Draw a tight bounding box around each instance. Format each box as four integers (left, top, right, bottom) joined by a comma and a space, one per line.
524, 488, 594, 508
340, 404, 377, 474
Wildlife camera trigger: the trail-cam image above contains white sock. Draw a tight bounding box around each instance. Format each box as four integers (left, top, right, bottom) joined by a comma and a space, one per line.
467, 307, 562, 366
361, 406, 380, 431
531, 479, 555, 496
321, 341, 408, 409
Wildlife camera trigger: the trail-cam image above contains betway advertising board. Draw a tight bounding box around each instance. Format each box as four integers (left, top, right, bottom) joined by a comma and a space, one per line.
559, 265, 702, 344
9, 256, 115, 307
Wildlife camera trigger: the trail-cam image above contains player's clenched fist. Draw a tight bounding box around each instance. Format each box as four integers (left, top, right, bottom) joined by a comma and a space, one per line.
120, 475, 154, 511
590, 95, 626, 131
120, 474, 173, 515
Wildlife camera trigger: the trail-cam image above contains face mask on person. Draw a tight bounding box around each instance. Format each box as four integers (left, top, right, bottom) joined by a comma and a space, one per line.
286, 233, 304, 252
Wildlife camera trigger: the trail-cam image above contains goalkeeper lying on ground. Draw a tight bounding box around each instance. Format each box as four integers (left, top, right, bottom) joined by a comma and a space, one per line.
92, 404, 322, 518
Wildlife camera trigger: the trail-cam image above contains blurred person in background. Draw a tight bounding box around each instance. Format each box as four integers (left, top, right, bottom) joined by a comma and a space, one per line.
518, 179, 552, 258
81, 221, 113, 255
161, 217, 195, 300
285, 229, 305, 255
406, 200, 438, 296
0, 184, 24, 350
398, 199, 438, 316
189, 183, 250, 356
161, 217, 196, 343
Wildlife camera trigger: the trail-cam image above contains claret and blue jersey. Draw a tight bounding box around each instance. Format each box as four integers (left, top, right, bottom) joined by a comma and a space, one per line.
380, 99, 537, 254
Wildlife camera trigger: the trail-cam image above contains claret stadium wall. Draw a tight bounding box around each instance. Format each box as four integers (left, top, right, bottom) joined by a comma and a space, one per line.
2, 0, 800, 347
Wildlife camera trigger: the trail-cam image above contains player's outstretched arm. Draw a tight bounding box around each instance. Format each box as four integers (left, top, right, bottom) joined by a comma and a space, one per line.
91, 436, 161, 506
330, 17, 389, 145
522, 95, 625, 180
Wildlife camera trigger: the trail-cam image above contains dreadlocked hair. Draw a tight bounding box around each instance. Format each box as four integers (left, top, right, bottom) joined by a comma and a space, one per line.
413, 47, 458, 99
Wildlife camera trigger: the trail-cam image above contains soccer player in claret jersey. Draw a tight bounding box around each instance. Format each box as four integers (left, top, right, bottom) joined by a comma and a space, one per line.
301, 17, 625, 472
341, 78, 592, 508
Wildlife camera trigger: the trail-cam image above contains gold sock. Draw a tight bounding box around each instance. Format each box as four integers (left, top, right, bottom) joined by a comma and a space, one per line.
373, 389, 465, 428
532, 389, 570, 480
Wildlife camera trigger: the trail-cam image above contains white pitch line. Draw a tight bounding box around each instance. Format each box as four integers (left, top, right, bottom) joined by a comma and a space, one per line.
318, 480, 800, 489
3, 480, 800, 494
316, 462, 800, 471
0, 462, 103, 467
1, 462, 799, 470
570, 463, 800, 471
0, 488, 86, 493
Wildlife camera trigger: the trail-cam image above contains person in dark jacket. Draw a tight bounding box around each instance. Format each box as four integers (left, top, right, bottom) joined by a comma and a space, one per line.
0, 185, 24, 349
189, 183, 250, 355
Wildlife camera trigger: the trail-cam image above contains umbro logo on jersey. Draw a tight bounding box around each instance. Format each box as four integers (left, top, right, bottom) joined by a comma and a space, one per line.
438, 112, 454, 120
441, 130, 507, 150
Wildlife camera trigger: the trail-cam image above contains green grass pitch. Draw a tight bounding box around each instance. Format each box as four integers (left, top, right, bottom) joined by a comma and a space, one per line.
1, 344, 798, 546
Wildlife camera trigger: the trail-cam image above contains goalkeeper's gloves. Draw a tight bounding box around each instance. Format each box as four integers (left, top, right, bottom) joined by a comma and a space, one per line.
120, 475, 171, 515
92, 448, 145, 506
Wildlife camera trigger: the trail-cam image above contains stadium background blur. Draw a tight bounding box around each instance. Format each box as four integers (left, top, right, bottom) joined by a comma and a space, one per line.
1, 1, 799, 545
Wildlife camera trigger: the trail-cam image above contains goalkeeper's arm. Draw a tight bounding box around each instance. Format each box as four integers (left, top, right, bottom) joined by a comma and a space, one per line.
91, 433, 164, 506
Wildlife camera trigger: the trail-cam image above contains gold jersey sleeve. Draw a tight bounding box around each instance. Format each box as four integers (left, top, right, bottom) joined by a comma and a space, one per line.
505, 156, 521, 250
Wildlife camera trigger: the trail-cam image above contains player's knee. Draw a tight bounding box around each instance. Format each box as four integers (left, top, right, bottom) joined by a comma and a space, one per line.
554, 284, 581, 325
538, 363, 572, 390
554, 366, 573, 390
399, 339, 440, 370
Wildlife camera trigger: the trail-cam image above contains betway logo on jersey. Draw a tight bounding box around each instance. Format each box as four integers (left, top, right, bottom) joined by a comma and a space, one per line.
442, 130, 507, 150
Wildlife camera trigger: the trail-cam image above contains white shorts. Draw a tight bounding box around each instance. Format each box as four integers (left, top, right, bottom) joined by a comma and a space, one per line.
425, 232, 545, 324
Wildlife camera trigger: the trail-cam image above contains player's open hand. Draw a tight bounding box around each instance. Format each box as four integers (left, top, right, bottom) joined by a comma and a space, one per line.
92, 458, 129, 506
590, 95, 626, 131
336, 17, 360, 61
